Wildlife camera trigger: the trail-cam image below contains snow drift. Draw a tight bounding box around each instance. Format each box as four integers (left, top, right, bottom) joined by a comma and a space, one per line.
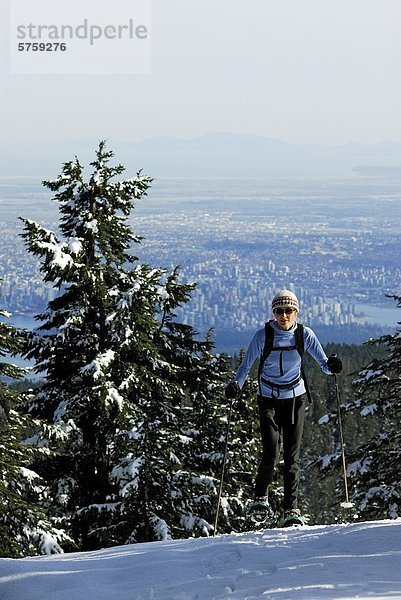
1, 519, 401, 599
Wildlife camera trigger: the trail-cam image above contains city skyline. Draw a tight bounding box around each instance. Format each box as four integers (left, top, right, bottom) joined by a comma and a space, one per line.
1, 176, 399, 351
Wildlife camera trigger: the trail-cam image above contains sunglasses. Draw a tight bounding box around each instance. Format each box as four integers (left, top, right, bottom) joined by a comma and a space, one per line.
274, 307, 296, 315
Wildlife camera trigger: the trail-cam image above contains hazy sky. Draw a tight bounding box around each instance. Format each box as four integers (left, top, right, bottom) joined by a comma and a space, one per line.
1, 0, 401, 145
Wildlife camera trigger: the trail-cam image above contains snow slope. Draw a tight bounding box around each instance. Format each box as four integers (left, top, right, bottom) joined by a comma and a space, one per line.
1, 520, 401, 600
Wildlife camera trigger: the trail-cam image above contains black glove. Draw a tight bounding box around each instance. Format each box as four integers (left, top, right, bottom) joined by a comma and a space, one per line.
225, 381, 240, 399
327, 354, 342, 374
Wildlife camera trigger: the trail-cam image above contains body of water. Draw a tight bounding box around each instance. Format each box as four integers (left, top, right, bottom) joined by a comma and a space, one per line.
355, 303, 400, 327
4, 303, 400, 339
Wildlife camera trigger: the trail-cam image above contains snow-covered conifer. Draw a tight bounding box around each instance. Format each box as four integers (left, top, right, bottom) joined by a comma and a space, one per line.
317, 296, 401, 520
0, 304, 69, 556
19, 142, 234, 549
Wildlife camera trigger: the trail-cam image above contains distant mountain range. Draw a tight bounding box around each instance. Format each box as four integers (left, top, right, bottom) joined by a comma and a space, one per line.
1, 132, 401, 178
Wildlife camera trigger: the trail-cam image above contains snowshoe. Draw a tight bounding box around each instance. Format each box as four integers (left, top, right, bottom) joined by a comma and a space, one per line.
246, 498, 274, 525
279, 509, 306, 528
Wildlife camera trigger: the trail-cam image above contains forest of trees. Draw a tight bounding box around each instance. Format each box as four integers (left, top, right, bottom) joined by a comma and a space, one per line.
0, 143, 400, 557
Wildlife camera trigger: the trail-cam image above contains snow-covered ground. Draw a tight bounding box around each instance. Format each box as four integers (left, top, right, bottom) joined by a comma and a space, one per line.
1, 520, 401, 600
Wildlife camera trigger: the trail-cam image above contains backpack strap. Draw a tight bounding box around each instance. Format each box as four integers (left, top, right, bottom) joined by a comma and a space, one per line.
294, 323, 304, 358
295, 323, 312, 403
257, 321, 275, 395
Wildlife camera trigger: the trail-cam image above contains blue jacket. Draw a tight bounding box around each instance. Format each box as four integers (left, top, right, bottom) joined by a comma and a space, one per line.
236, 320, 331, 398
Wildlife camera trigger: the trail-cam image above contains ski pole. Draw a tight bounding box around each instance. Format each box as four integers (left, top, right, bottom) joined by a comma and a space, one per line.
213, 394, 235, 536
333, 373, 353, 509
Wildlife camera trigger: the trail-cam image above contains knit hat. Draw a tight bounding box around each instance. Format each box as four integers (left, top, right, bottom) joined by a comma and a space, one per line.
271, 290, 299, 312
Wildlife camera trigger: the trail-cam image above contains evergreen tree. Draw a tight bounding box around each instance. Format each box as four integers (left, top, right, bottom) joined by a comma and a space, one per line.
110, 304, 259, 540
177, 341, 258, 535
110, 288, 220, 543
315, 296, 400, 521
0, 305, 69, 556
221, 363, 267, 530
19, 142, 235, 549
296, 343, 382, 524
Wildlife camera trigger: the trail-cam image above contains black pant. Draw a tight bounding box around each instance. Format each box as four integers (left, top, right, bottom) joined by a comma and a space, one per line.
254, 394, 306, 510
